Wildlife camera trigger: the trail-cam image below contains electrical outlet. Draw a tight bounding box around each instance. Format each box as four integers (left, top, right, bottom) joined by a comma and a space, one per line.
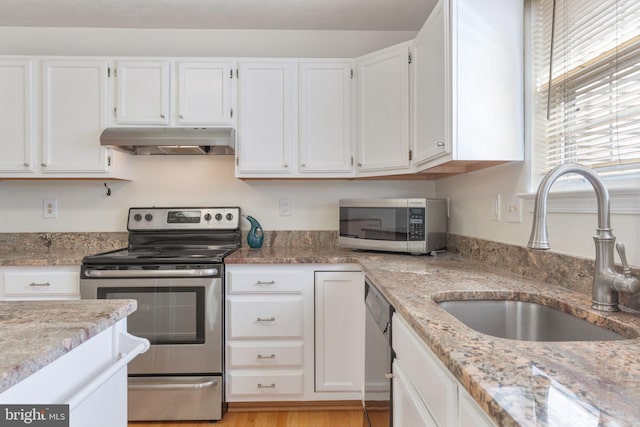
506, 196, 522, 223
43, 199, 57, 219
279, 198, 291, 216
490, 195, 501, 221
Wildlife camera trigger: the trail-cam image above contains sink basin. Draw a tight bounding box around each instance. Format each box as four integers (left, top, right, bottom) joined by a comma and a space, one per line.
437, 299, 628, 341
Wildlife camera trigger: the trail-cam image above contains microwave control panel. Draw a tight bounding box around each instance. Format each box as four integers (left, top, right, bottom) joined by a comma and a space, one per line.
408, 208, 425, 241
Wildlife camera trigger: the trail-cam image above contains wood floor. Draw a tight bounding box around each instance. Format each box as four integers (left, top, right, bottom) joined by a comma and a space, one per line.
129, 410, 364, 427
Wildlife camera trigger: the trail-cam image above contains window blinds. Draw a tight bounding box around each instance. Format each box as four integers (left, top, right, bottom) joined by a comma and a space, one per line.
533, 0, 640, 177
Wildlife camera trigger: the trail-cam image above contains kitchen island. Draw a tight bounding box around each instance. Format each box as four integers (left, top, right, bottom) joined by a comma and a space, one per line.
0, 299, 147, 427
226, 247, 640, 427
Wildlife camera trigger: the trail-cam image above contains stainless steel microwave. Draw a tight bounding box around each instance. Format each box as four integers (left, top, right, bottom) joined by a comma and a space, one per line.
339, 198, 447, 254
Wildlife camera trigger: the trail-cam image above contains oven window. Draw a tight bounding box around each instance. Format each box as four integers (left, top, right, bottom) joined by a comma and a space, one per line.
97, 287, 205, 345
339, 207, 408, 241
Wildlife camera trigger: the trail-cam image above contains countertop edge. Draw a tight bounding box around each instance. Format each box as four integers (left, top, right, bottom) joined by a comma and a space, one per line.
0, 299, 138, 394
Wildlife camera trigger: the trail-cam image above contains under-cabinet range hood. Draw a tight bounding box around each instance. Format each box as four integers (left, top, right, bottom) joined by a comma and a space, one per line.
100, 127, 235, 155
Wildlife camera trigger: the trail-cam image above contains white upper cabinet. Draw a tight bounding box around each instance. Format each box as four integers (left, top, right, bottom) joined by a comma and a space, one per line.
41, 59, 110, 173
0, 57, 129, 179
176, 61, 233, 125
411, 0, 448, 166
0, 59, 33, 173
411, 0, 524, 173
355, 43, 411, 175
298, 61, 353, 175
113, 60, 171, 125
112, 59, 235, 127
236, 61, 294, 175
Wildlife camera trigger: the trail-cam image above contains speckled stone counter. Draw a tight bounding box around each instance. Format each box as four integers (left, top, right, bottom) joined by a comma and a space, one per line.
0, 299, 137, 394
226, 248, 640, 427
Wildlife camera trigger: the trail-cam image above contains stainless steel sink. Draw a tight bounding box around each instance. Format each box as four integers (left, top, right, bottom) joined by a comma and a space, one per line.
436, 299, 628, 341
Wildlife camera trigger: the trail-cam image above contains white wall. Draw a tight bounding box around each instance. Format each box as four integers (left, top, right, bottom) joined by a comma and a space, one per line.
0, 154, 434, 233
0, 27, 416, 58
436, 162, 640, 266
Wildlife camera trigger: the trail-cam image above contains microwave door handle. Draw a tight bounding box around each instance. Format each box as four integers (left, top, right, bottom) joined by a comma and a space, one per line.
83, 268, 218, 278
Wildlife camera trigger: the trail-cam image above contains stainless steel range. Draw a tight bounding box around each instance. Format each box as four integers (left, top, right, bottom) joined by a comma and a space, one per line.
80, 207, 241, 422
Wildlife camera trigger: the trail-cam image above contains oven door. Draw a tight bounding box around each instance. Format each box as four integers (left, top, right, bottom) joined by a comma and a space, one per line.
80, 276, 221, 375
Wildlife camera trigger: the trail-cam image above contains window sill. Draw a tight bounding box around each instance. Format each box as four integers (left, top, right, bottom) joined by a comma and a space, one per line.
521, 187, 640, 215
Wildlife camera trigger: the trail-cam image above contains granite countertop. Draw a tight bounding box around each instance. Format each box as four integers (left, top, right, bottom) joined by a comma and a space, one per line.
226, 248, 640, 427
0, 299, 137, 394
0, 250, 88, 266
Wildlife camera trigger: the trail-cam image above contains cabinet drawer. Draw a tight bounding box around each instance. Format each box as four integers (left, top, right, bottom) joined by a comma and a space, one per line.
227, 269, 303, 293
393, 314, 458, 427
229, 372, 303, 396
228, 298, 303, 339
228, 342, 303, 368
4, 269, 79, 298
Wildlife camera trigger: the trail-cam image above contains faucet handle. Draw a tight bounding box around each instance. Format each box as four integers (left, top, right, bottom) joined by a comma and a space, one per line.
616, 241, 633, 276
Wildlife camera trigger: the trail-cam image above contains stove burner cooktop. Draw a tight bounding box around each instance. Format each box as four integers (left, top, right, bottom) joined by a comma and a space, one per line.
81, 207, 242, 268
83, 246, 236, 265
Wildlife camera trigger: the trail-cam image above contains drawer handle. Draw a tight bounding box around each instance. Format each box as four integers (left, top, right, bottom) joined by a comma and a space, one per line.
255, 280, 276, 285
29, 282, 51, 287
257, 383, 276, 389
256, 317, 276, 322
257, 354, 276, 360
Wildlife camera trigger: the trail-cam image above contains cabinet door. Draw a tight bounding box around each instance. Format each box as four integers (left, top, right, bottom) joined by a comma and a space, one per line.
236, 61, 294, 174
393, 361, 438, 427
0, 59, 34, 173
41, 60, 109, 173
412, 0, 449, 166
176, 61, 233, 125
114, 60, 170, 124
314, 271, 364, 392
356, 44, 410, 173
299, 62, 352, 174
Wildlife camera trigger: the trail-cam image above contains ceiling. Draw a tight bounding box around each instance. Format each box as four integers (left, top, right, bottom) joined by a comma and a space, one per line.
0, 0, 436, 31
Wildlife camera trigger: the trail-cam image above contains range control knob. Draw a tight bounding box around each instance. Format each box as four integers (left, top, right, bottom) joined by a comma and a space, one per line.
145, 214, 153, 222
204, 213, 212, 221
133, 214, 142, 222
226, 213, 234, 221
215, 213, 223, 221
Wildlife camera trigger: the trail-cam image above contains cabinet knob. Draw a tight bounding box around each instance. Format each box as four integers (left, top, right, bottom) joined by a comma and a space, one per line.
255, 280, 275, 285
179, 115, 184, 119
437, 141, 445, 147
301, 163, 306, 168
283, 164, 288, 168
357, 162, 362, 167
23, 162, 29, 167
41, 163, 47, 167
160, 114, 166, 119
29, 282, 51, 287
257, 354, 276, 360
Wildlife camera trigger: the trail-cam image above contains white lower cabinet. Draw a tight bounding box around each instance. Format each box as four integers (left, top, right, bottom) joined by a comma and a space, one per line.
314, 271, 364, 393
225, 264, 363, 403
0, 266, 80, 300
393, 361, 438, 427
0, 319, 148, 427
392, 313, 496, 427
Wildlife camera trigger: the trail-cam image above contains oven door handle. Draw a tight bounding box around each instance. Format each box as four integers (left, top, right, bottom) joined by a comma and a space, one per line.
83, 268, 219, 278
128, 379, 219, 391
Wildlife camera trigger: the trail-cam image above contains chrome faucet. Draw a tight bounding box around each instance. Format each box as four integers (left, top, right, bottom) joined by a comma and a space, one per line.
528, 163, 640, 311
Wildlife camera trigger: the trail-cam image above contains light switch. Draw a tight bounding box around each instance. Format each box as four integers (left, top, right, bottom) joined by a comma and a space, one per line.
279, 198, 291, 216
490, 195, 501, 221
506, 196, 522, 223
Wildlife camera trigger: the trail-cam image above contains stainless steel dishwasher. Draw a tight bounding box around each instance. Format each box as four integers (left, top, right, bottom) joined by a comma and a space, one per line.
363, 278, 394, 427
